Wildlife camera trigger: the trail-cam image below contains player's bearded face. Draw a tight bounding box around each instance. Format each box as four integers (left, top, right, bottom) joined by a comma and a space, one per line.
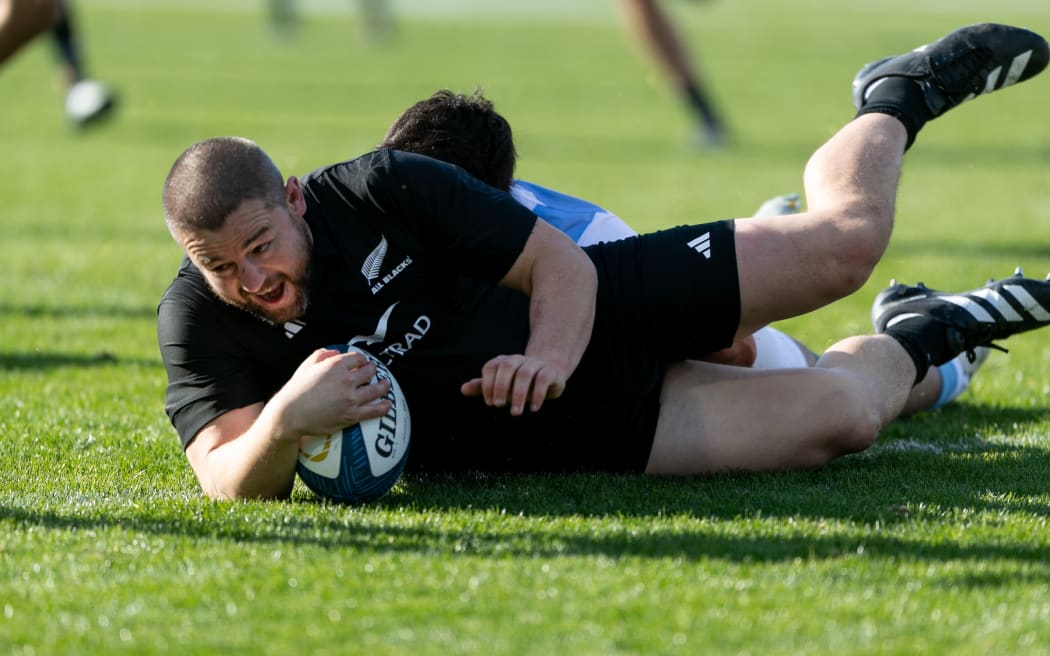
187, 199, 314, 327
235, 216, 312, 326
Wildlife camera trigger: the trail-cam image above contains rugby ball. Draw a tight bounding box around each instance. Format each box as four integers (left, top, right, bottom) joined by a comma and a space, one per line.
296, 345, 411, 504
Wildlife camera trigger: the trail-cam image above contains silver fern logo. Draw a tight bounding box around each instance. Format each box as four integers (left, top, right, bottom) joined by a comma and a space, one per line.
362, 236, 389, 284
362, 235, 413, 295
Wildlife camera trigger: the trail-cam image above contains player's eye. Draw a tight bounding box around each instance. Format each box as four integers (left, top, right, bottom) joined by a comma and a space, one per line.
253, 240, 272, 255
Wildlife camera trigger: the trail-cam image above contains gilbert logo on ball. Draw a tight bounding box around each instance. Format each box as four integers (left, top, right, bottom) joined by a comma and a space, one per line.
297, 345, 411, 504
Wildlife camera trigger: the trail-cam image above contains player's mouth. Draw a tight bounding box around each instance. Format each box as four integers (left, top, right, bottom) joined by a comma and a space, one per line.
253, 281, 287, 305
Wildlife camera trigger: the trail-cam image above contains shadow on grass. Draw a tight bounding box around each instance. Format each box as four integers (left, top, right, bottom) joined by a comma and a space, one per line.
3, 405, 1049, 567
0, 302, 156, 320
2, 480, 1048, 568
0, 350, 159, 370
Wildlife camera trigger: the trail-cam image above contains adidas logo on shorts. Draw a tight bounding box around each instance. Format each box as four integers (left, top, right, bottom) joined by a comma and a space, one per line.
687, 232, 712, 259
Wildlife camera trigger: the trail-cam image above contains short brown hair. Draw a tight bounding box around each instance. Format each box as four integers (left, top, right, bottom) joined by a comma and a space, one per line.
381, 89, 517, 191
162, 137, 286, 235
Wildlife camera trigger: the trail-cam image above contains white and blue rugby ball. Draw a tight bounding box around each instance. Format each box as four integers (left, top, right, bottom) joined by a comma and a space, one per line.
297, 345, 411, 504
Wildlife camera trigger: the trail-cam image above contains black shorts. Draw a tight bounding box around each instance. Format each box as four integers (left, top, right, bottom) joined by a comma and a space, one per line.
561, 221, 741, 471
404, 222, 741, 476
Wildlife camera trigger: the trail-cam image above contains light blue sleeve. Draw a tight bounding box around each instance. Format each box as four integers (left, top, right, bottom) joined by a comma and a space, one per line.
510, 180, 637, 246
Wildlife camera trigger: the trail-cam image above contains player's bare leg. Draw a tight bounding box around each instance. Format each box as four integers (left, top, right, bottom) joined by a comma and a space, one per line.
646, 335, 914, 474
734, 113, 905, 338
617, 0, 726, 147
649, 271, 1050, 474
731, 24, 1048, 339
0, 0, 60, 65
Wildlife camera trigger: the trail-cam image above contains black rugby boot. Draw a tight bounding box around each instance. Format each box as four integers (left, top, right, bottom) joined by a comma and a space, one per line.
852, 23, 1049, 117
872, 270, 1050, 365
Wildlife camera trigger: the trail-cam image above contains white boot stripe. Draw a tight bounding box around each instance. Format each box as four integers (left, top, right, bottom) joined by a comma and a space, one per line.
943, 295, 995, 322
984, 66, 1002, 93
972, 288, 1025, 321
885, 312, 923, 329
1003, 50, 1033, 88
1002, 284, 1050, 321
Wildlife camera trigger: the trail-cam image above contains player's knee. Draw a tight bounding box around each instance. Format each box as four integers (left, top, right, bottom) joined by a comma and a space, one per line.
806, 381, 883, 463
830, 392, 883, 456
825, 219, 887, 297
829, 253, 875, 298
836, 414, 882, 455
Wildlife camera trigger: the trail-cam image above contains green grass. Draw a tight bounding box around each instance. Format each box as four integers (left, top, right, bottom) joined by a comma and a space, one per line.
3, 1, 1050, 654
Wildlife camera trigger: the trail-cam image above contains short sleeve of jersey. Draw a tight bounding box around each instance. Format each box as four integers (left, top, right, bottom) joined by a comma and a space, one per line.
157, 263, 288, 448
300, 150, 538, 282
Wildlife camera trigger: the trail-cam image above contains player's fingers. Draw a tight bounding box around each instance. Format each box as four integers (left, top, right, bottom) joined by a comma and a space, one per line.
342, 372, 390, 425
334, 350, 370, 371
460, 378, 483, 398
309, 348, 336, 363
484, 356, 523, 407
354, 374, 390, 403
349, 397, 392, 424
298, 348, 338, 372
345, 359, 376, 386
528, 365, 565, 413
508, 360, 544, 416
479, 359, 500, 405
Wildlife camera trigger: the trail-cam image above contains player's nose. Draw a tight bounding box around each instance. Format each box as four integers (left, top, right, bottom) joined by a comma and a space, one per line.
238, 260, 266, 293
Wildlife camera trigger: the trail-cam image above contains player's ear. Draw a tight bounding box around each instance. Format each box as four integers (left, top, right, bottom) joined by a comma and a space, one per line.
284, 176, 307, 219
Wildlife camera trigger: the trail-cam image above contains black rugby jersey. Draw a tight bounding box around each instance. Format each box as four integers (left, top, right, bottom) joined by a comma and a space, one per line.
157, 149, 737, 472
159, 149, 601, 471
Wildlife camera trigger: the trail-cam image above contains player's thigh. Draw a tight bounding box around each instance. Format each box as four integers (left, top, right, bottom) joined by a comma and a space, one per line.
645, 360, 872, 474
733, 214, 870, 338
0, 0, 60, 35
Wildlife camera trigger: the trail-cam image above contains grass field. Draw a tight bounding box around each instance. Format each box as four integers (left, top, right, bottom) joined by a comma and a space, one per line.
2, 1, 1050, 654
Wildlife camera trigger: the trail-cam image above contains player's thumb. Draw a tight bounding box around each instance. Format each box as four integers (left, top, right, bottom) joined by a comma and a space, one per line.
460, 378, 483, 398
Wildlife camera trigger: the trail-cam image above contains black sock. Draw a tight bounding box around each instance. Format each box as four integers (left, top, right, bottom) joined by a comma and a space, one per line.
883, 317, 960, 384
51, 7, 83, 81
855, 77, 932, 150
682, 82, 723, 132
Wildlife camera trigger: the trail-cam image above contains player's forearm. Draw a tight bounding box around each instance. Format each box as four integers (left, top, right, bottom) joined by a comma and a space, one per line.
188, 404, 301, 501
524, 249, 597, 377
198, 436, 298, 501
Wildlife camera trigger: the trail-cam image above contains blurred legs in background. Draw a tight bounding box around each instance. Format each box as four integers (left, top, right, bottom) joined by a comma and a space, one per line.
51, 1, 116, 127
267, 0, 394, 43
0, 0, 59, 65
0, 0, 116, 128
617, 0, 728, 148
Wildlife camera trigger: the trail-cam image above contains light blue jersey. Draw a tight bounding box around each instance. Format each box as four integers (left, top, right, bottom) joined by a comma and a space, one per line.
509, 179, 635, 247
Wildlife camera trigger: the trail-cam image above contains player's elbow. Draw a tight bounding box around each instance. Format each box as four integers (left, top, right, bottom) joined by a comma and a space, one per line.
199, 476, 294, 502
189, 448, 295, 501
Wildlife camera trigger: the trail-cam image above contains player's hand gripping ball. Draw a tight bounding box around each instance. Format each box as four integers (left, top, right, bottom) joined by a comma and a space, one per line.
296, 345, 411, 504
